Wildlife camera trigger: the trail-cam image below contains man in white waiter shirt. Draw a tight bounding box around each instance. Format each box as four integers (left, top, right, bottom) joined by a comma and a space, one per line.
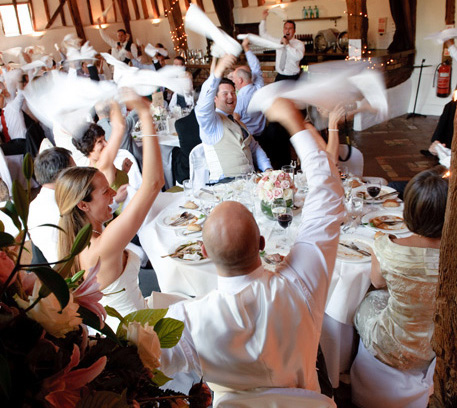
195, 54, 272, 183
99, 27, 138, 64
28, 147, 75, 264
259, 9, 305, 81
231, 38, 266, 138
160, 98, 344, 404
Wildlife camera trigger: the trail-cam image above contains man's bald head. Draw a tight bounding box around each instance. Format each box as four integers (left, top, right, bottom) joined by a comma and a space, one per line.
202, 201, 263, 276
233, 66, 252, 90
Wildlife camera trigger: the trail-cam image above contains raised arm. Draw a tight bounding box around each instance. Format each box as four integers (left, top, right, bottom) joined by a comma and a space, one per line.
99, 27, 117, 48
259, 10, 280, 43
96, 102, 125, 174
267, 98, 344, 318
326, 104, 346, 164
98, 94, 164, 254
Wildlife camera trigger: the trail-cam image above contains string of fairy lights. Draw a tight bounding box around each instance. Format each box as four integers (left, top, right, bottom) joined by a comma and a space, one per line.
164, 0, 187, 52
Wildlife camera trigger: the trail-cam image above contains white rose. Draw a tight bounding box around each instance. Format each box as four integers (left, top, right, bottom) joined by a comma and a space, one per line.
126, 322, 161, 372
15, 281, 82, 338
283, 188, 293, 200
264, 181, 274, 191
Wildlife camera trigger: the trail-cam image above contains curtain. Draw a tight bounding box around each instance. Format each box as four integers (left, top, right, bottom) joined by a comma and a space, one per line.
212, 0, 235, 36
388, 0, 417, 52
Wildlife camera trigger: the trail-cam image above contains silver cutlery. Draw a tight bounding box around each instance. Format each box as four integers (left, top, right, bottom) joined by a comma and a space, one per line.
339, 242, 371, 257
373, 191, 399, 201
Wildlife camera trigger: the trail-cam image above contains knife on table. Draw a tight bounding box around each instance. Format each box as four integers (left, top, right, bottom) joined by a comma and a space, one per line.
339, 242, 371, 257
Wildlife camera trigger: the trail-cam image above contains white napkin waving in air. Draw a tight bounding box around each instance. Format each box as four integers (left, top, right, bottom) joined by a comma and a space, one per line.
66, 42, 98, 61
185, 4, 242, 57
425, 28, 457, 44
237, 34, 284, 50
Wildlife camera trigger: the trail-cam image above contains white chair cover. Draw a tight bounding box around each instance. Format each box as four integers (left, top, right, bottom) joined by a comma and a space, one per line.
0, 149, 13, 195
215, 387, 336, 408
114, 149, 142, 190
338, 145, 364, 177
350, 340, 436, 408
189, 143, 209, 191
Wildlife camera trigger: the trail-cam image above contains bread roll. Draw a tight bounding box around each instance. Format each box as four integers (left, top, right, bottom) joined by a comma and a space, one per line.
183, 200, 199, 209
187, 223, 202, 232
382, 199, 400, 208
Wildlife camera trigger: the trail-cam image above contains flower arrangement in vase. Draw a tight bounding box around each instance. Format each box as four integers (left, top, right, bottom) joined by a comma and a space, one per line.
0, 155, 211, 408
256, 170, 296, 219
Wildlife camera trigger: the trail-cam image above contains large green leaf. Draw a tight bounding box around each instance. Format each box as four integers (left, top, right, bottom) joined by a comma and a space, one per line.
77, 306, 119, 343
116, 309, 168, 338
1, 201, 22, 231
76, 390, 129, 408
12, 181, 29, 226
36, 223, 66, 233
32, 266, 70, 310
71, 224, 92, 256
22, 153, 34, 180
0, 353, 11, 399
57, 258, 75, 279
153, 318, 184, 348
151, 368, 173, 386
0, 232, 15, 248
105, 306, 125, 326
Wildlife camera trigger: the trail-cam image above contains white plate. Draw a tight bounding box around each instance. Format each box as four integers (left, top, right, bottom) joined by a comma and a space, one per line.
361, 210, 409, 234
352, 185, 398, 204
157, 208, 206, 230
337, 234, 373, 263
165, 240, 211, 265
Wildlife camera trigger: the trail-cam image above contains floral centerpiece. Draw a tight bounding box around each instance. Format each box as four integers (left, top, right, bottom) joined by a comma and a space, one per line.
256, 170, 296, 219
0, 155, 211, 408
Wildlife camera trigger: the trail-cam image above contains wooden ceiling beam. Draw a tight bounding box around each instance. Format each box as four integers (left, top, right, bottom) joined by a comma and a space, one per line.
140, 0, 149, 19
68, 0, 86, 42
45, 0, 67, 30
100, 0, 106, 23
60, 0, 67, 25
132, 0, 141, 20
116, 0, 132, 35
150, 0, 159, 18
196, 0, 204, 11
257, 0, 265, 6
86, 0, 94, 25
43, 0, 50, 22
241, 0, 249, 7
29, 0, 37, 31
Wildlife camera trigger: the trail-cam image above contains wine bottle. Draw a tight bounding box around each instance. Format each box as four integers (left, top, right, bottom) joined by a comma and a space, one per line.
308, 6, 314, 19
314, 5, 319, 18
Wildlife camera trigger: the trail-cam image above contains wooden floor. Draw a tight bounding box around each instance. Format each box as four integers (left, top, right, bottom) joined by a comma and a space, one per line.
353, 114, 440, 182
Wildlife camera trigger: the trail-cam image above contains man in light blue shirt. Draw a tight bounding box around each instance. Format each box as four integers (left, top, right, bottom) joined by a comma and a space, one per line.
195, 54, 272, 182
232, 38, 266, 138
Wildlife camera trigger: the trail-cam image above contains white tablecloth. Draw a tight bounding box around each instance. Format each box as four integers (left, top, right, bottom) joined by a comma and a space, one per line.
138, 191, 407, 387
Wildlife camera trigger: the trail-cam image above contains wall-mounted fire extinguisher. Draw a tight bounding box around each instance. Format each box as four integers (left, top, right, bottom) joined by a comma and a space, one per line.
434, 60, 452, 98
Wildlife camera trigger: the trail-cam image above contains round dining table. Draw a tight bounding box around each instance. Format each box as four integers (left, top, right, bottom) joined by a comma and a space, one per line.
138, 186, 409, 388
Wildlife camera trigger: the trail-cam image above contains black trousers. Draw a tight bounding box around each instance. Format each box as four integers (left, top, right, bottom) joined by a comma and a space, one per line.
275, 72, 301, 82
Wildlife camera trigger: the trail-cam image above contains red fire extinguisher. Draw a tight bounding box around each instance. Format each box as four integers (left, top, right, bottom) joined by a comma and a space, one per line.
434, 61, 452, 98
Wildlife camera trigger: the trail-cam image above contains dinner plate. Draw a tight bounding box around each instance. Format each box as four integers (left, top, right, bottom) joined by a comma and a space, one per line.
164, 240, 211, 265
361, 210, 409, 234
352, 185, 398, 204
337, 234, 373, 263
157, 207, 206, 230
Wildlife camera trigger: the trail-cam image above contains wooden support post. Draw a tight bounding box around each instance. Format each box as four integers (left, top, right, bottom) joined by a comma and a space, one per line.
241, 0, 249, 7
68, 0, 86, 42
132, 0, 141, 20
45, 0, 67, 30
163, 0, 187, 52
116, 0, 132, 36
429, 98, 457, 408
257, 0, 265, 6
60, 0, 66, 26
140, 0, 149, 19
196, 0, 204, 11
346, 0, 368, 52
100, 0, 106, 23
150, 0, 159, 19
29, 0, 37, 31
12, 0, 22, 34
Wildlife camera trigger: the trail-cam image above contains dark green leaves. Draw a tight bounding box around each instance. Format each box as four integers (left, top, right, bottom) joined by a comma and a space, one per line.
12, 181, 28, 226
116, 309, 168, 338
0, 232, 15, 248
32, 266, 70, 310
78, 306, 119, 343
22, 153, 33, 181
71, 223, 92, 256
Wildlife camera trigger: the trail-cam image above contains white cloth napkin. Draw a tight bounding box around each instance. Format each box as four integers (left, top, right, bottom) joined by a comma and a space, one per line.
66, 41, 97, 61
102, 52, 189, 96
269, 5, 288, 21
185, 4, 242, 57
425, 28, 457, 44
145, 44, 169, 58
237, 34, 283, 50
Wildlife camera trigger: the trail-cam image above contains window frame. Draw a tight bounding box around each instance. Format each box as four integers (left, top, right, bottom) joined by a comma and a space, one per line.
0, 1, 34, 37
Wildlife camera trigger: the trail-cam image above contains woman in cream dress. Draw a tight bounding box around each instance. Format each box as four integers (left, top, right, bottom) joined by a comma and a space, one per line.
354, 166, 448, 370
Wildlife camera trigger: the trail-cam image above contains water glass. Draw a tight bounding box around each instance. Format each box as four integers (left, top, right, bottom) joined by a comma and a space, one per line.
183, 179, 193, 199
281, 165, 295, 181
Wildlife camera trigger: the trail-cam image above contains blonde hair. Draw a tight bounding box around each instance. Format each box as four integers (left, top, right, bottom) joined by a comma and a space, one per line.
55, 167, 98, 275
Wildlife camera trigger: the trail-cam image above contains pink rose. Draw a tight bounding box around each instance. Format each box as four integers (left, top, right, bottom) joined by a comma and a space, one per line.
273, 188, 283, 198
0, 251, 16, 287
261, 176, 269, 182
275, 181, 281, 188
277, 172, 285, 181
265, 190, 274, 201
281, 180, 290, 189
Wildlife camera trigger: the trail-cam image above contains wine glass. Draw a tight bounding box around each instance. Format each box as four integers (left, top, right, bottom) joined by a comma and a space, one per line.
344, 196, 363, 233
271, 198, 287, 221
274, 206, 293, 250
366, 181, 381, 200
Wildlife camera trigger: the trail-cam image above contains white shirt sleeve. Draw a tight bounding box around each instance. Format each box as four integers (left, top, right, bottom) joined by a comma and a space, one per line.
99, 29, 117, 48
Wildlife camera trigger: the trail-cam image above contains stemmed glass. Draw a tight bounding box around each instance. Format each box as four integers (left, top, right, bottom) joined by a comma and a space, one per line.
343, 196, 363, 233
366, 181, 381, 200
